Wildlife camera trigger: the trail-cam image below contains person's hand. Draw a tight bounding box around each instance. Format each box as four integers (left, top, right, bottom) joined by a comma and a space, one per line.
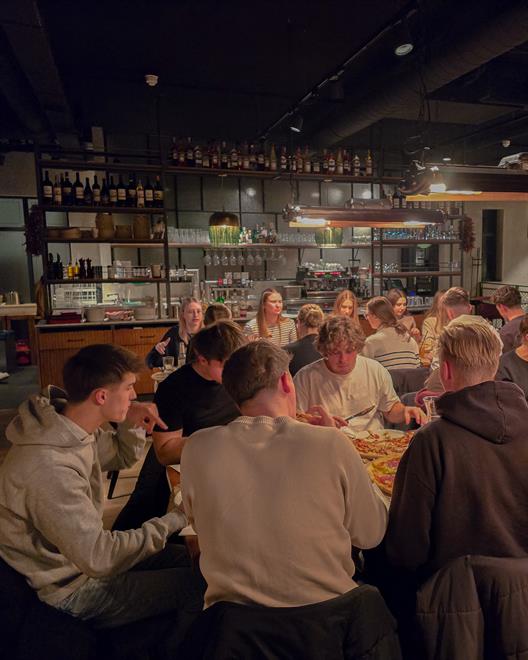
246, 332, 260, 342
410, 327, 421, 340
404, 405, 428, 426
126, 402, 168, 433
155, 337, 171, 355
332, 415, 348, 428
306, 405, 340, 428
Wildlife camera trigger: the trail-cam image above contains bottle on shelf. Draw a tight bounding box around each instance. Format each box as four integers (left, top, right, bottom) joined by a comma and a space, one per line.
42, 170, 53, 204
46, 253, 55, 279
312, 153, 321, 174
392, 188, 402, 208
74, 260, 80, 278
202, 145, 210, 168
296, 147, 303, 173
257, 142, 266, 171
185, 137, 194, 166
366, 150, 373, 176
136, 179, 145, 208
322, 149, 329, 174
154, 175, 164, 207
177, 139, 186, 166
83, 177, 93, 205
55, 253, 63, 279
336, 148, 344, 175
328, 150, 336, 174
249, 143, 257, 170
53, 175, 62, 205
100, 178, 110, 206
352, 153, 361, 176
62, 171, 73, 205
92, 175, 101, 205
67, 260, 74, 279
230, 144, 239, 170
241, 141, 250, 170
117, 175, 127, 206
125, 174, 136, 206
170, 137, 178, 164
303, 146, 311, 173
211, 142, 220, 169
194, 144, 203, 168
220, 141, 229, 169
144, 178, 154, 207
400, 192, 408, 209
73, 172, 84, 204
343, 149, 351, 174
269, 143, 278, 172
279, 145, 288, 171
108, 176, 118, 206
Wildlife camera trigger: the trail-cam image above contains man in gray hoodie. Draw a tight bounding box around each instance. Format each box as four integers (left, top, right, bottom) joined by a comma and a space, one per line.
0, 344, 203, 629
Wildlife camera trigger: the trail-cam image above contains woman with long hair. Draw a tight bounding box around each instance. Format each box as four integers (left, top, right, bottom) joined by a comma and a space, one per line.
386, 288, 421, 341
146, 297, 204, 368
362, 296, 420, 370
333, 290, 360, 327
244, 288, 297, 346
284, 303, 325, 376
419, 290, 446, 366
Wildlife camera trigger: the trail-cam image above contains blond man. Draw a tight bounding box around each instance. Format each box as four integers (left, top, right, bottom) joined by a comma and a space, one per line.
294, 315, 426, 432
386, 320, 528, 581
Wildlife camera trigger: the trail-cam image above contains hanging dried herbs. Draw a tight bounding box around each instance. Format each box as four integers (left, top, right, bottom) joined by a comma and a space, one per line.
25, 205, 45, 256
461, 215, 475, 253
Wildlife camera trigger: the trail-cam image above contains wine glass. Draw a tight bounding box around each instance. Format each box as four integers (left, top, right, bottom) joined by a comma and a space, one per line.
255, 250, 263, 267
246, 251, 255, 267
221, 250, 229, 266
213, 251, 220, 267
229, 251, 237, 267
203, 251, 212, 266
237, 252, 245, 267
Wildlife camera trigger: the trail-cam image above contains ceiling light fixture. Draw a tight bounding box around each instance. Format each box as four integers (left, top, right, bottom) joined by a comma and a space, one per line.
393, 20, 414, 56
289, 115, 303, 133
429, 166, 447, 193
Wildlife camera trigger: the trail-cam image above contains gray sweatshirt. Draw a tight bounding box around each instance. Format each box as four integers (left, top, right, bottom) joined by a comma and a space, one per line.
0, 388, 185, 606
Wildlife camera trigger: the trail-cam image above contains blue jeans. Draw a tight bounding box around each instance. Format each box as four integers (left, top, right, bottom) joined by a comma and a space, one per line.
56, 544, 205, 629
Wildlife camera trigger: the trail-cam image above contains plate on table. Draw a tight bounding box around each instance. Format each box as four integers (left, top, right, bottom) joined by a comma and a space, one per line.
342, 428, 413, 461
367, 454, 401, 497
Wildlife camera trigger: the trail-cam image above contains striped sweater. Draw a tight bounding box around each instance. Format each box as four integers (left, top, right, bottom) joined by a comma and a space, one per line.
244, 317, 297, 347
362, 326, 420, 370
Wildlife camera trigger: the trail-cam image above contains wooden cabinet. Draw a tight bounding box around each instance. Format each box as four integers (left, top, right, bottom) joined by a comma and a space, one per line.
37, 325, 174, 395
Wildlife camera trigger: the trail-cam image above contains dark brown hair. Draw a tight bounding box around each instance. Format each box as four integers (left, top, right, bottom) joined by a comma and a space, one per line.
519, 314, 528, 339
366, 296, 409, 337
204, 302, 231, 326
63, 344, 143, 403
386, 288, 406, 306
491, 285, 522, 309
189, 320, 246, 362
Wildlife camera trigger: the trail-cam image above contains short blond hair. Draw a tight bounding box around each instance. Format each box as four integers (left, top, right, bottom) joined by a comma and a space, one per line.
297, 304, 324, 330
317, 315, 365, 355
438, 319, 501, 379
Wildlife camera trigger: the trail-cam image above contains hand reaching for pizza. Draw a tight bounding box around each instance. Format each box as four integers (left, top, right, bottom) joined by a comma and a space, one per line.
404, 405, 428, 426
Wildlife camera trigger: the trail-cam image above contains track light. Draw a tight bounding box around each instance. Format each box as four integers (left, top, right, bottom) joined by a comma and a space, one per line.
289, 115, 303, 133
393, 20, 414, 57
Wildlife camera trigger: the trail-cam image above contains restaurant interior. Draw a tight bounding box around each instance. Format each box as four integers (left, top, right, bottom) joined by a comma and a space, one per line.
1, 0, 528, 658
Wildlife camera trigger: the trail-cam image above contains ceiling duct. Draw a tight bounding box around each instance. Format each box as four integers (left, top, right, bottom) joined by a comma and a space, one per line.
312, 4, 528, 148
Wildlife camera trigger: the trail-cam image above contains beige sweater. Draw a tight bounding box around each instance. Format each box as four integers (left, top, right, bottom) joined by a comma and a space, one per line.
181, 415, 387, 608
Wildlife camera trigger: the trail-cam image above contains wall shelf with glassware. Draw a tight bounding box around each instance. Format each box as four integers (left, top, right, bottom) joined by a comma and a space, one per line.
372, 271, 462, 278
45, 239, 165, 245
40, 205, 165, 214
47, 278, 164, 285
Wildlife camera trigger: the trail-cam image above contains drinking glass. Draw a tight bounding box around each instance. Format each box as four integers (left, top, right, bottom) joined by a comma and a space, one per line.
212, 251, 220, 267
162, 356, 175, 372
237, 252, 245, 267
229, 251, 237, 267
221, 251, 229, 266
246, 251, 255, 266
203, 251, 212, 266
424, 396, 440, 422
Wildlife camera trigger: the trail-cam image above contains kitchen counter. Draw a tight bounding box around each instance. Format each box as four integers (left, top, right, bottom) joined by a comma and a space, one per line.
37, 318, 180, 331
0, 303, 37, 317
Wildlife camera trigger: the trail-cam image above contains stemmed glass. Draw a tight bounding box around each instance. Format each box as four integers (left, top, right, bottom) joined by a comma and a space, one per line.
212, 251, 220, 267
203, 251, 212, 266
237, 251, 245, 267
255, 250, 263, 267
229, 251, 237, 267
246, 251, 255, 267
221, 250, 229, 266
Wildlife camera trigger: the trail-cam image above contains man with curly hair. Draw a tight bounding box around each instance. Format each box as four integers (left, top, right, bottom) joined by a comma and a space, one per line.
294, 315, 426, 431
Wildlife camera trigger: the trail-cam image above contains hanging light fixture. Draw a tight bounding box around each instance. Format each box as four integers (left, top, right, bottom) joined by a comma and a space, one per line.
208, 176, 240, 246
289, 115, 304, 133
393, 19, 414, 56
429, 166, 447, 193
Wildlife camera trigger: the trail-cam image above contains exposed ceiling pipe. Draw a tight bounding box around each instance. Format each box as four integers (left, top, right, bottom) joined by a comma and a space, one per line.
311, 3, 528, 148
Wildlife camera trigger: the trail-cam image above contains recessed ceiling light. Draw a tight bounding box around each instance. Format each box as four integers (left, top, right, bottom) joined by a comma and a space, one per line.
442, 156, 452, 162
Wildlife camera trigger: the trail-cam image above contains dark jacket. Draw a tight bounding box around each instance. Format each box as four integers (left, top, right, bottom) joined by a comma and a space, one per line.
386, 380, 528, 580
416, 554, 528, 660
181, 585, 402, 660
499, 314, 524, 354
146, 325, 190, 369
284, 334, 321, 377
496, 349, 528, 400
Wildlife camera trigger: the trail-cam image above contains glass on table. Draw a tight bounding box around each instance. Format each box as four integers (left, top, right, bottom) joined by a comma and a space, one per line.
162, 356, 175, 372
423, 396, 440, 422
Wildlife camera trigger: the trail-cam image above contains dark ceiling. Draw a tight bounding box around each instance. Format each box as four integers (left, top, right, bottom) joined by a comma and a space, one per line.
1, 0, 528, 169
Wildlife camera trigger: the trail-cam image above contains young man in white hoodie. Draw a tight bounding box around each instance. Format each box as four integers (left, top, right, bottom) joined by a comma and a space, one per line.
0, 344, 203, 629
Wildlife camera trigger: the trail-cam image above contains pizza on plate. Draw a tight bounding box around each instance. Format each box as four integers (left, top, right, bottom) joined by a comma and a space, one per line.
347, 430, 413, 460
367, 453, 401, 497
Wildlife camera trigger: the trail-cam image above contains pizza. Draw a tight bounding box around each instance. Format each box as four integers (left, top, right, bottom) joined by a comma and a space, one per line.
367, 454, 401, 497
296, 411, 321, 425
348, 430, 413, 460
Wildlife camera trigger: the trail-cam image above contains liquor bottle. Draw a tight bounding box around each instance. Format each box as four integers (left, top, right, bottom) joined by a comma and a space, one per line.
249, 143, 257, 170
42, 170, 53, 204
296, 147, 303, 173
74, 260, 80, 278
303, 146, 311, 173
366, 150, 373, 176
47, 253, 55, 279
279, 146, 288, 171
290, 151, 297, 173
230, 144, 239, 169
269, 144, 278, 172
264, 153, 270, 170
55, 253, 63, 279
328, 151, 336, 174
136, 179, 145, 208
185, 137, 194, 166
101, 178, 110, 206
62, 171, 73, 205
67, 260, 74, 279
257, 142, 265, 171
202, 145, 210, 168
392, 188, 402, 208
127, 175, 137, 206
194, 144, 203, 168
170, 137, 178, 164
400, 193, 408, 209
352, 153, 361, 176
84, 177, 93, 205
211, 142, 219, 169
322, 149, 329, 174
336, 148, 344, 175
343, 149, 351, 174
108, 176, 118, 206
312, 154, 321, 174
79, 258, 86, 279
86, 258, 94, 279
240, 142, 248, 170
144, 178, 154, 207
154, 175, 164, 207
73, 172, 84, 204
177, 139, 186, 166
220, 141, 229, 169
117, 175, 127, 206
92, 175, 101, 205
53, 175, 62, 205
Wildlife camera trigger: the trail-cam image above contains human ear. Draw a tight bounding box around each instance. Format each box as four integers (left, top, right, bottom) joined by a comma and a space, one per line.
93, 388, 107, 406
280, 371, 293, 394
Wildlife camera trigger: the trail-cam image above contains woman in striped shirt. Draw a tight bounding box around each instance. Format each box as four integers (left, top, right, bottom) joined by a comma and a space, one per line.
362, 296, 420, 370
244, 288, 297, 346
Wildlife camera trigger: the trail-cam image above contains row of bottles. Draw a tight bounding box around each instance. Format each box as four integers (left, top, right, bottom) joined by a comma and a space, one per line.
47, 253, 96, 280
41, 171, 164, 208
169, 138, 374, 177
391, 190, 463, 214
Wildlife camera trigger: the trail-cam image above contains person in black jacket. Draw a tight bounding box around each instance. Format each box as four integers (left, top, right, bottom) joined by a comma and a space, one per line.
284, 303, 324, 377
146, 297, 203, 369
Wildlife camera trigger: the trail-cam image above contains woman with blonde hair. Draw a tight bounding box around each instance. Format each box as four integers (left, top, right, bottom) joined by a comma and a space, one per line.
419, 290, 446, 366
333, 289, 360, 327
146, 297, 204, 368
362, 296, 420, 370
244, 288, 297, 346
284, 303, 325, 376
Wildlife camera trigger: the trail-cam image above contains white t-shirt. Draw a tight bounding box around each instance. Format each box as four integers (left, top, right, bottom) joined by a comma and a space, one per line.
294, 356, 400, 432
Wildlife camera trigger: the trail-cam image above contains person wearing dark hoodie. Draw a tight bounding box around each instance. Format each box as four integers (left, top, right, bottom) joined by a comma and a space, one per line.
0, 344, 204, 629
385, 318, 528, 585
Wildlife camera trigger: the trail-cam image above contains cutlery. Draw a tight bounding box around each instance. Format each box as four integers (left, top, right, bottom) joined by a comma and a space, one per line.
345, 405, 375, 421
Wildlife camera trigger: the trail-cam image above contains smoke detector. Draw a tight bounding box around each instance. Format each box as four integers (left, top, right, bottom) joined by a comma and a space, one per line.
145, 74, 159, 87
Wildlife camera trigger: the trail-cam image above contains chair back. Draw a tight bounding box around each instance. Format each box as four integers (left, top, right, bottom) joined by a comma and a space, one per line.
389, 367, 429, 398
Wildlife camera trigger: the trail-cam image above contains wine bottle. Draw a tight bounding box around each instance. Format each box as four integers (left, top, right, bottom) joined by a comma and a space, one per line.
101, 178, 110, 206
84, 177, 93, 205
366, 150, 373, 176
136, 179, 145, 208
257, 142, 265, 171
117, 175, 127, 207
73, 172, 84, 204
53, 175, 62, 205
127, 175, 137, 206
279, 146, 288, 171
108, 176, 117, 206
336, 148, 344, 175
47, 253, 55, 280
185, 137, 194, 166
312, 154, 321, 174
42, 170, 53, 204
154, 175, 164, 207
55, 253, 63, 279
303, 146, 311, 173
92, 175, 101, 205
62, 171, 73, 205
352, 153, 361, 177
269, 144, 277, 172
144, 178, 154, 207
177, 139, 186, 166
194, 144, 203, 168
220, 141, 229, 169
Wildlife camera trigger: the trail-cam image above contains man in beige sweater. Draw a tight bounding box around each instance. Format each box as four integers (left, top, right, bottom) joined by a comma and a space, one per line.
180, 340, 388, 609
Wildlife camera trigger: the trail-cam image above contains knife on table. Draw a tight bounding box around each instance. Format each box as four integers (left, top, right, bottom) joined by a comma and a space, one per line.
345, 405, 375, 421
